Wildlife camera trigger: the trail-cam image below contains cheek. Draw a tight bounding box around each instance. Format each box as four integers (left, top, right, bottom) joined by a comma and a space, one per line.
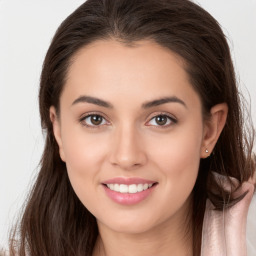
60, 125, 108, 201
62, 123, 107, 170
150, 121, 202, 173
63, 137, 107, 216
149, 122, 203, 203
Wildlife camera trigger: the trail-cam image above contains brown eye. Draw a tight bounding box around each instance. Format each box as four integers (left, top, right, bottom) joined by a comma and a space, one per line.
147, 114, 177, 128
81, 114, 108, 127
90, 115, 103, 125
155, 115, 168, 125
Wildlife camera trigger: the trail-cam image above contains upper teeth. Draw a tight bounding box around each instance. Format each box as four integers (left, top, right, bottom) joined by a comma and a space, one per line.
106, 183, 153, 193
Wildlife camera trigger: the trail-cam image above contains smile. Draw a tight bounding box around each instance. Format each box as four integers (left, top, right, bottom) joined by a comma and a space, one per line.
102, 178, 158, 205
106, 183, 153, 193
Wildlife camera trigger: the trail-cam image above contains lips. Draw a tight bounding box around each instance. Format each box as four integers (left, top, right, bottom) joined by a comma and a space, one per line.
102, 177, 158, 205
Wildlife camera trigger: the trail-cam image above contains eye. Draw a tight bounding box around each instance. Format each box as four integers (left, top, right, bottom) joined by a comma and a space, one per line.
147, 114, 177, 127
80, 114, 108, 128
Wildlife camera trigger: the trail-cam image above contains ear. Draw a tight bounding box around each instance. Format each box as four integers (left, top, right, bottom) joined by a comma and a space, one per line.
200, 103, 228, 158
49, 106, 66, 162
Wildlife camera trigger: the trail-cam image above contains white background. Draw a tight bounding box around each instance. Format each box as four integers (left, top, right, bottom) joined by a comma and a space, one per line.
0, 0, 255, 251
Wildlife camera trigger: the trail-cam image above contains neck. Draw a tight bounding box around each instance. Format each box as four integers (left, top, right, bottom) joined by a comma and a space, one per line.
93, 198, 193, 256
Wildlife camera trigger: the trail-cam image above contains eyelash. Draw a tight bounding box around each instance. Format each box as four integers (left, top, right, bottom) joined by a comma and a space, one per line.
79, 112, 177, 129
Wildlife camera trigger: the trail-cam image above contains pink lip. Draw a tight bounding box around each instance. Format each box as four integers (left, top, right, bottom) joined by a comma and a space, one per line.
101, 177, 158, 205
102, 177, 157, 185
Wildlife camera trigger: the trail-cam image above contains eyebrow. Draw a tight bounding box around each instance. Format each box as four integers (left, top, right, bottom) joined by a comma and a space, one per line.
71, 95, 187, 109
142, 96, 187, 109
72, 95, 114, 108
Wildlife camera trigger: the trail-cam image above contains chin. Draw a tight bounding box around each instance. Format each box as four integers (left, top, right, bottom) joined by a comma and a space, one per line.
97, 212, 163, 235
109, 222, 155, 234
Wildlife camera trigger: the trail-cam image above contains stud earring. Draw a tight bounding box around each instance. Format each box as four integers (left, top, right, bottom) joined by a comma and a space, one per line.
205, 149, 209, 153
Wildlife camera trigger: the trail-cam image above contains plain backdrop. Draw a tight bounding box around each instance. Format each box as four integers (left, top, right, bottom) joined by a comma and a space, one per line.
0, 0, 255, 251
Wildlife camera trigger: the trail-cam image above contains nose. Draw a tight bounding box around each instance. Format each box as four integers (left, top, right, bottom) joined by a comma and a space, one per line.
109, 124, 147, 171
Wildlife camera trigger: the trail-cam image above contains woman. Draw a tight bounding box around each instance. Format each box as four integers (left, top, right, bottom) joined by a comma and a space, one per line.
9, 0, 255, 255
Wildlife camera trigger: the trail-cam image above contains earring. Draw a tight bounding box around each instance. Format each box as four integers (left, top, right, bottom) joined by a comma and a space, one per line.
205, 149, 209, 153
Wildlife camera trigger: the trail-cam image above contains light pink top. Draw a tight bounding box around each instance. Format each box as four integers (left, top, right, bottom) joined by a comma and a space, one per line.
201, 172, 255, 256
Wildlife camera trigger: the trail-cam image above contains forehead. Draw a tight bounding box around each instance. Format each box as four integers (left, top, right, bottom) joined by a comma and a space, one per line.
62, 39, 201, 111
67, 39, 186, 83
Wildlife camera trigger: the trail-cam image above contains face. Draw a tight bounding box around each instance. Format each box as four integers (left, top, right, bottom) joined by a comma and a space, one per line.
50, 39, 210, 235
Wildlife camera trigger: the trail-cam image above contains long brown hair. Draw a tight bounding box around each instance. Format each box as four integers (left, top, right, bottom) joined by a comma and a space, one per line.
9, 0, 255, 255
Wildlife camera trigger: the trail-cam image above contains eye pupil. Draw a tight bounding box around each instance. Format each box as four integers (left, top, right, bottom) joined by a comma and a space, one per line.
156, 115, 167, 125
91, 115, 102, 125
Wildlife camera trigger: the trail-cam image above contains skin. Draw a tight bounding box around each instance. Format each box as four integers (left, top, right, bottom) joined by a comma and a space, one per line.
50, 39, 228, 256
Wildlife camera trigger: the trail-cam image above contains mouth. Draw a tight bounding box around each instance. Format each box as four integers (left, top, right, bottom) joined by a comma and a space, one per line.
101, 178, 158, 205
102, 183, 158, 194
